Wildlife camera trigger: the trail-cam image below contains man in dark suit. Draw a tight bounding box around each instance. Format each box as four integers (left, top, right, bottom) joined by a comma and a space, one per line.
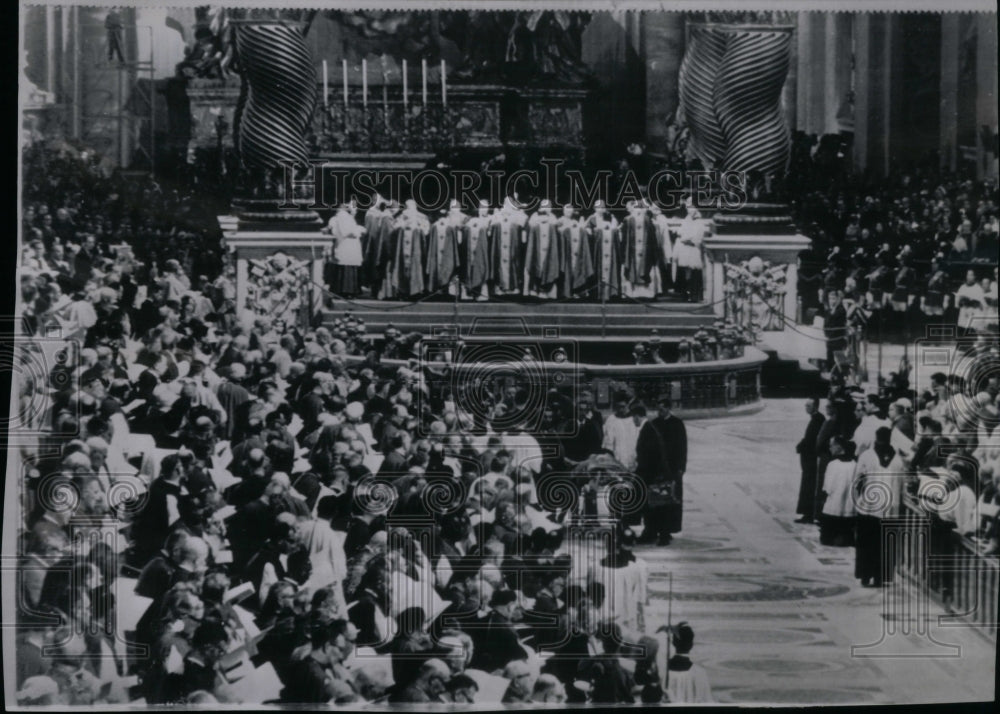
377, 432, 412, 480
823, 290, 848, 371
584, 624, 636, 704
635, 396, 687, 546
74, 234, 100, 288
795, 397, 825, 524
561, 397, 605, 465
469, 589, 527, 674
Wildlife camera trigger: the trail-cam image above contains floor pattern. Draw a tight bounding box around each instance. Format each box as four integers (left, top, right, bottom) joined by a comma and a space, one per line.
634, 399, 996, 705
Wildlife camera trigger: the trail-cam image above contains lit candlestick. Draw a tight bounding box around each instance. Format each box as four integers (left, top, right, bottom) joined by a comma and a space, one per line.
421, 58, 427, 107
342, 59, 348, 109
441, 59, 447, 109
402, 58, 408, 109
362, 59, 368, 108
322, 60, 328, 108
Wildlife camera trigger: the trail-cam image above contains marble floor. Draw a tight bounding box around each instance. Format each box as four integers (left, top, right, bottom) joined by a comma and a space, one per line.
635, 398, 997, 705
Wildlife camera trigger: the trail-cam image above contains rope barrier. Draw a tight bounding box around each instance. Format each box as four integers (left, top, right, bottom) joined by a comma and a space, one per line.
310, 272, 725, 312
311, 280, 453, 312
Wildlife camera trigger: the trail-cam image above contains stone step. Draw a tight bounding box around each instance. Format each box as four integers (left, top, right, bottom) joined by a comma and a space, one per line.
322, 298, 720, 340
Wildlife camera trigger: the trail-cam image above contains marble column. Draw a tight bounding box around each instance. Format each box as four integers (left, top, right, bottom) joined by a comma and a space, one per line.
975, 14, 999, 179
795, 12, 827, 136
939, 14, 961, 172
71, 5, 80, 139
45, 6, 56, 93
853, 13, 895, 176
642, 12, 685, 151
823, 13, 853, 135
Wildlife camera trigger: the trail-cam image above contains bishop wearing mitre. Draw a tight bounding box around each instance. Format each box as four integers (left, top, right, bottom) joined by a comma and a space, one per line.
489, 197, 527, 297
588, 199, 622, 301
524, 199, 562, 299
462, 199, 492, 301
387, 199, 430, 299
426, 200, 464, 296
558, 203, 594, 299
363, 194, 391, 297
649, 201, 674, 296
621, 199, 661, 299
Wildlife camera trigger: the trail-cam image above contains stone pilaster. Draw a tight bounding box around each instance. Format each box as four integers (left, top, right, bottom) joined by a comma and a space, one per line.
853, 13, 896, 176
642, 12, 685, 151
939, 14, 961, 172
975, 14, 999, 179
796, 12, 827, 136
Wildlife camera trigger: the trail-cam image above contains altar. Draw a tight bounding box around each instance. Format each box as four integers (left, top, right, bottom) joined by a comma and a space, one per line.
187, 81, 591, 164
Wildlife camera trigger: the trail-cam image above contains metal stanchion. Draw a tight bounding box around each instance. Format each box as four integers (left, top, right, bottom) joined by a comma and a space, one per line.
877, 309, 883, 387
601, 283, 607, 338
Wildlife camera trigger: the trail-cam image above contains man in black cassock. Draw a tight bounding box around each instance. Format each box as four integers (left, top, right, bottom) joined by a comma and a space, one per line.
635, 396, 687, 546
794, 397, 825, 524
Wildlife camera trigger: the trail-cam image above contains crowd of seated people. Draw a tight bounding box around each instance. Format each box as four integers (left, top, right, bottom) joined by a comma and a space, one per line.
14, 146, 669, 706
789, 143, 998, 339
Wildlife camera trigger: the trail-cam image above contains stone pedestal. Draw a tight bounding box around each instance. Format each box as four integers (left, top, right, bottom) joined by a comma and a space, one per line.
220, 216, 329, 329
703, 204, 812, 327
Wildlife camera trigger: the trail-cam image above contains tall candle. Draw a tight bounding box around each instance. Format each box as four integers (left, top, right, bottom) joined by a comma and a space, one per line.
421, 59, 428, 107
362, 59, 368, 108
402, 59, 408, 108
322, 60, 329, 108
342, 59, 348, 108
441, 59, 447, 108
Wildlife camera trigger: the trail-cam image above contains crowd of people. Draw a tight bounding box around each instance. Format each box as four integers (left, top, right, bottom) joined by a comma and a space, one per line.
14, 132, 998, 706
321, 196, 708, 304
13, 145, 713, 706
794, 335, 1000, 592
792, 149, 999, 341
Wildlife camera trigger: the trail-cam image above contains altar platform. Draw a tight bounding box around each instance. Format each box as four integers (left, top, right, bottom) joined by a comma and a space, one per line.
323, 297, 768, 417
324, 297, 717, 343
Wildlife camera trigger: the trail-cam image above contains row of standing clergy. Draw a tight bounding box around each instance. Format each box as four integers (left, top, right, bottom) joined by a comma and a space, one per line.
323, 198, 708, 300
